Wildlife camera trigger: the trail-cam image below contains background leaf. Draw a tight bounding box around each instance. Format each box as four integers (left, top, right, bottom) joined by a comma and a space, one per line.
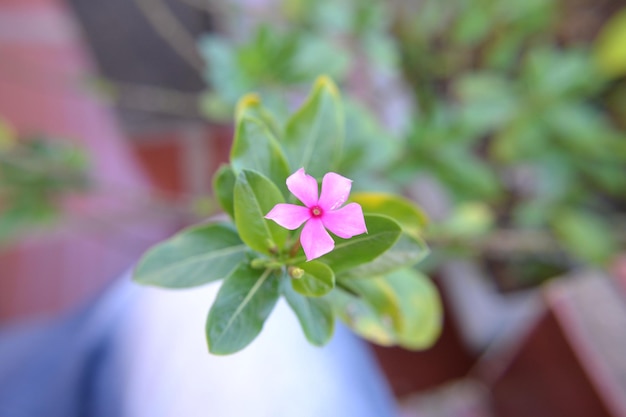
326, 287, 397, 346
133, 223, 247, 288
341, 277, 404, 333
283, 76, 344, 177
206, 264, 280, 354
553, 209, 617, 265
0, 118, 15, 151
385, 269, 443, 350
594, 8, 626, 78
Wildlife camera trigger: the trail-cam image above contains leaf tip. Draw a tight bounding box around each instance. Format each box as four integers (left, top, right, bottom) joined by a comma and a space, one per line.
314, 75, 339, 97
235, 93, 262, 120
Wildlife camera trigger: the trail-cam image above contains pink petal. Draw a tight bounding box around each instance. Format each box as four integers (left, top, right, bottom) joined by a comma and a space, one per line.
265, 204, 311, 230
318, 172, 352, 211
300, 218, 335, 261
286, 168, 319, 208
322, 203, 367, 239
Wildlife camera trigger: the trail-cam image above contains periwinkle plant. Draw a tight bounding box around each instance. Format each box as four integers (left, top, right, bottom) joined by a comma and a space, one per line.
133, 77, 442, 355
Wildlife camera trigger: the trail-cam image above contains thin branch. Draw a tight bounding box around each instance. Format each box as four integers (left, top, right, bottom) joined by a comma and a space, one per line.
175, 0, 219, 15
111, 81, 202, 118
133, 0, 205, 72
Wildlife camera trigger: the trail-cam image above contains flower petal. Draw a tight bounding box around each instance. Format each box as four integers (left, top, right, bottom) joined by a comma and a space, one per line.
286, 168, 319, 207
322, 203, 367, 239
265, 204, 311, 230
318, 172, 352, 211
300, 218, 335, 261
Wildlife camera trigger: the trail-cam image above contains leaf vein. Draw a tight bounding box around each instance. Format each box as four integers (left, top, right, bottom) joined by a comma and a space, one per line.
218, 268, 272, 342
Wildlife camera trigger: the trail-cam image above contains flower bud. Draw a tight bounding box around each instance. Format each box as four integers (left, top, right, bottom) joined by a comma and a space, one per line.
288, 266, 305, 279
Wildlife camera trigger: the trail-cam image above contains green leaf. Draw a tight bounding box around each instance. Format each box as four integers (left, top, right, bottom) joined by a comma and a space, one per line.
198, 35, 251, 105
283, 76, 344, 178
231, 96, 290, 194
0, 117, 15, 152
339, 233, 429, 279
440, 202, 494, 239
282, 275, 335, 346
133, 223, 247, 288
235, 93, 281, 139
199, 91, 232, 122
327, 270, 443, 350
450, 6, 490, 46
318, 214, 402, 273
594, 9, 626, 78
350, 192, 428, 237
291, 35, 350, 82
339, 101, 399, 179
326, 288, 396, 346
454, 72, 519, 135
432, 147, 500, 199
234, 170, 288, 255
292, 261, 335, 297
213, 164, 236, 218
553, 209, 617, 265
341, 277, 404, 333
385, 269, 442, 350
206, 264, 280, 354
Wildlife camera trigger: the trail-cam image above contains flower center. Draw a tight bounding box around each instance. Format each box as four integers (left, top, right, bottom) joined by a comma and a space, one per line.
310, 206, 323, 217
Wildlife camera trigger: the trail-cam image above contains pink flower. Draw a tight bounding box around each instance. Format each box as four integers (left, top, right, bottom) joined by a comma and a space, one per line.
265, 168, 367, 261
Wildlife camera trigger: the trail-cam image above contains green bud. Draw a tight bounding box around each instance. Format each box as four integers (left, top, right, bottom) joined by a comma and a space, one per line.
288, 266, 305, 279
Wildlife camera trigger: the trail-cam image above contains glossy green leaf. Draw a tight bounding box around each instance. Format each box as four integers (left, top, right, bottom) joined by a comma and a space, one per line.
340, 232, 429, 279
206, 264, 280, 354
283, 76, 344, 178
326, 288, 396, 346
385, 269, 442, 350
231, 96, 290, 194
234, 170, 288, 255
133, 223, 247, 288
282, 275, 335, 346
350, 192, 428, 237
318, 215, 402, 273
213, 164, 236, 218
291, 261, 335, 297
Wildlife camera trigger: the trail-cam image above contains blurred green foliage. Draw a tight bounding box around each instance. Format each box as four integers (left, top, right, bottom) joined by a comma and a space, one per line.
198, 0, 626, 289
392, 0, 626, 283
0, 119, 89, 242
